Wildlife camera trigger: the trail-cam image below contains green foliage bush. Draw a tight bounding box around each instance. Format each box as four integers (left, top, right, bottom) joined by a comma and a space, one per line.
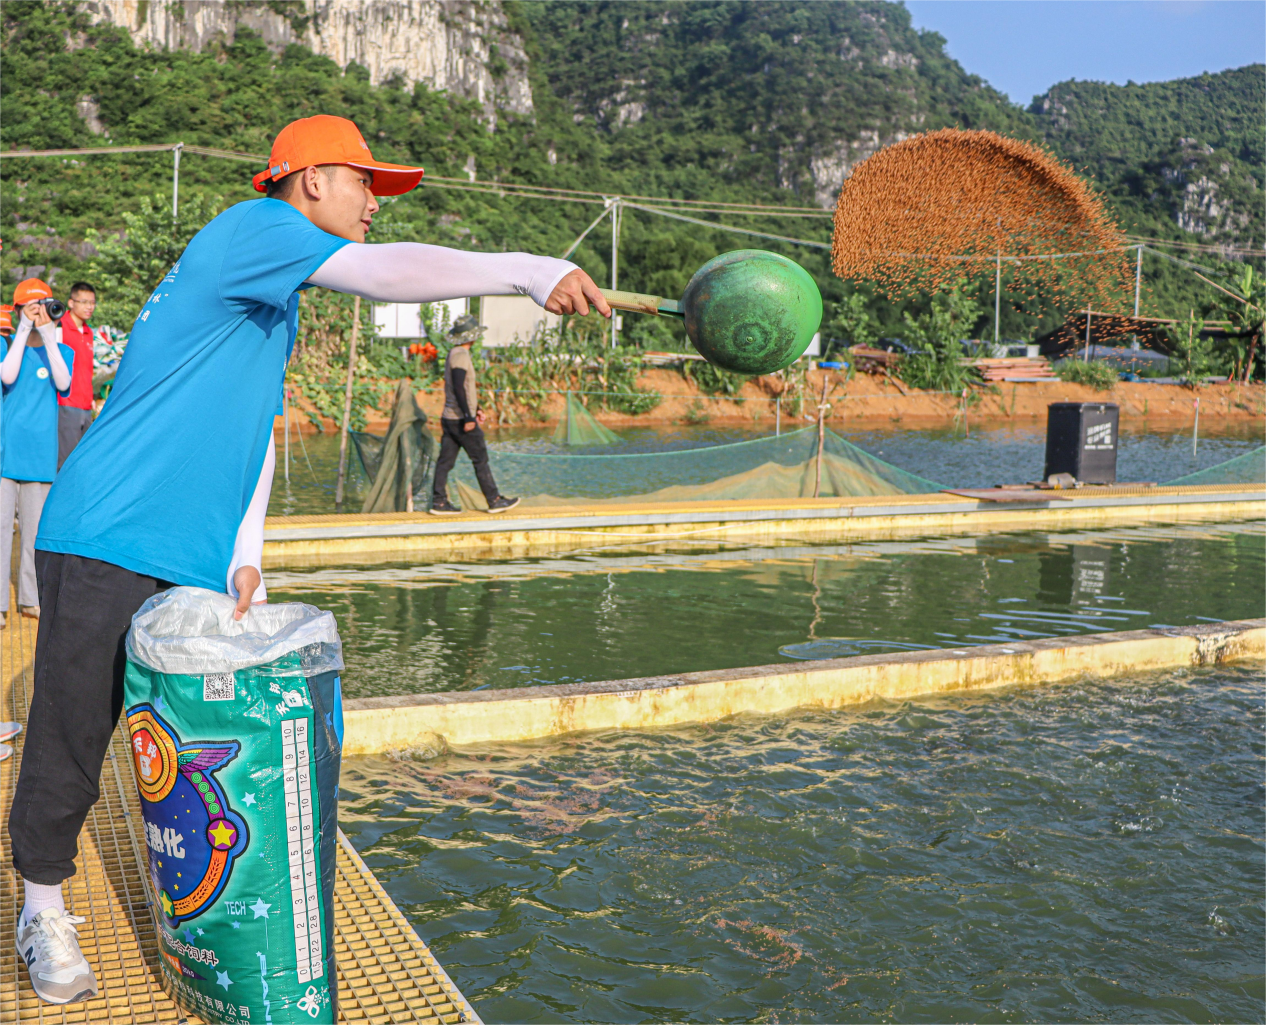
896, 287, 982, 392
1165, 313, 1216, 388
85, 193, 222, 329
479, 329, 661, 423
687, 361, 750, 398
1053, 359, 1119, 391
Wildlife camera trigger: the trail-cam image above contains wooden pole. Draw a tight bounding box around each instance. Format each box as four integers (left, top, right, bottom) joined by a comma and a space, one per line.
1133, 245, 1143, 318
812, 376, 829, 498
610, 199, 620, 349
994, 247, 1001, 346
1084, 308, 1091, 362
283, 387, 290, 483
334, 295, 361, 511
1192, 397, 1200, 457
171, 143, 182, 221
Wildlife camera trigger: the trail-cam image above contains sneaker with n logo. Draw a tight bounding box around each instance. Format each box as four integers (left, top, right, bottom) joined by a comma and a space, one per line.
16, 907, 98, 1004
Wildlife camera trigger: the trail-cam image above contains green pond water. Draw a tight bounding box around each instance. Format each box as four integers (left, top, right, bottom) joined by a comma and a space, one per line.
269, 522, 1264, 698
340, 663, 1264, 1023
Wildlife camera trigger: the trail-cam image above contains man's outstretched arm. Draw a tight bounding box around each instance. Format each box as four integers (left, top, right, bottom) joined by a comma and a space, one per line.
306, 243, 612, 316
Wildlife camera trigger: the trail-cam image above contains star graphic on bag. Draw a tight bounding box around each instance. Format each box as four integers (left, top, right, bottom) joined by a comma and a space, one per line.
250, 898, 272, 919
209, 820, 237, 848
216, 969, 233, 991
242, 792, 256, 807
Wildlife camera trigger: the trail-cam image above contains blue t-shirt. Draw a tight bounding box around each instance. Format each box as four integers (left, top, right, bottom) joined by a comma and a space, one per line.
37, 199, 349, 588
0, 339, 75, 483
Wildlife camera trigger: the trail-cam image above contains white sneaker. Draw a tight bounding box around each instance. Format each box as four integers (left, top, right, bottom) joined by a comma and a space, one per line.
16, 907, 98, 1004
0, 721, 20, 742
0, 743, 11, 762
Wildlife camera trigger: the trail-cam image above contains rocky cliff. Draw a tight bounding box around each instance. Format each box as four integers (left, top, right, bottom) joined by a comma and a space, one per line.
79, 0, 532, 122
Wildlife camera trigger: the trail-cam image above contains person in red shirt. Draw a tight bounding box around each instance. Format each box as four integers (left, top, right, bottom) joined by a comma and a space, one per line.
56, 282, 97, 468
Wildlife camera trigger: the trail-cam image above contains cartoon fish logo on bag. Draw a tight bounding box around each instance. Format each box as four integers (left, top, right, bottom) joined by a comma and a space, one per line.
127, 705, 249, 925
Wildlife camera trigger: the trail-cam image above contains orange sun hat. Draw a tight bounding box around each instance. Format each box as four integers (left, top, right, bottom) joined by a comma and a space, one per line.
13, 278, 53, 305
0, 304, 13, 335
252, 115, 424, 197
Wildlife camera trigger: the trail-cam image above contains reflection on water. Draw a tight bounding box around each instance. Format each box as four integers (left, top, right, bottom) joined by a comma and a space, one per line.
267, 422, 1260, 516
342, 664, 1265, 1024
269, 522, 1264, 699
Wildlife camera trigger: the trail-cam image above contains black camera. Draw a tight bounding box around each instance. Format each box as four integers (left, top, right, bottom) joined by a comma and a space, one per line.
30, 297, 66, 320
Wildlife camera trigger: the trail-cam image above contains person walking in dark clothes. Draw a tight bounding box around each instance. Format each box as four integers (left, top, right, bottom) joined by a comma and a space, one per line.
429, 315, 519, 515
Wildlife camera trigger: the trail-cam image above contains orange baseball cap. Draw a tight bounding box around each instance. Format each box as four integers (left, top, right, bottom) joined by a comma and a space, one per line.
0, 305, 12, 334
253, 115, 424, 197
13, 278, 53, 305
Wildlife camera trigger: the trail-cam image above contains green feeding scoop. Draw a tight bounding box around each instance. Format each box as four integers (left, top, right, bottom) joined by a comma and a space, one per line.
599, 249, 823, 375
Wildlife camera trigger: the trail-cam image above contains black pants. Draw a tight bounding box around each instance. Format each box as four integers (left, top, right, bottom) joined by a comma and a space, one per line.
9, 551, 171, 884
431, 419, 500, 505
57, 406, 93, 470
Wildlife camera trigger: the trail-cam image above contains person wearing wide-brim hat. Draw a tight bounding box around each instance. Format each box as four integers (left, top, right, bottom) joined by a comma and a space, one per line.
10, 113, 611, 1006
429, 313, 517, 515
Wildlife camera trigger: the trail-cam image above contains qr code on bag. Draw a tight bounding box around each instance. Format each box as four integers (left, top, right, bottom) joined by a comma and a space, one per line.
203, 673, 235, 701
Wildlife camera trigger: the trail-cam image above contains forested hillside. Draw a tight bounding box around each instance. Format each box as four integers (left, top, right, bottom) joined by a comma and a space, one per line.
1, 0, 1261, 343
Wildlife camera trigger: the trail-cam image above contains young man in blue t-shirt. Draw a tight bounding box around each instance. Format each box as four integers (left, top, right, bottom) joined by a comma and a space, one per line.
10, 114, 611, 1005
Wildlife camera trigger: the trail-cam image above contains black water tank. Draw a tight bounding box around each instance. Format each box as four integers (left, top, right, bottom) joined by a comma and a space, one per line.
1044, 402, 1119, 483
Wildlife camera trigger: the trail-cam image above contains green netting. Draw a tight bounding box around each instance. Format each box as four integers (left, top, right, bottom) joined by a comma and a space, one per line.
552, 392, 622, 446
1165, 447, 1265, 486
447, 427, 946, 509
352, 380, 437, 513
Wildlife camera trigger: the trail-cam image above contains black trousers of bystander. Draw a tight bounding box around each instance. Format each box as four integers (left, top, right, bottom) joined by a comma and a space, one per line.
9, 551, 172, 884
430, 418, 500, 506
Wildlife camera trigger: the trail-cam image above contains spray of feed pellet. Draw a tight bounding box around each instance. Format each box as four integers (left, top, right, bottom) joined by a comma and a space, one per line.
832, 128, 1131, 311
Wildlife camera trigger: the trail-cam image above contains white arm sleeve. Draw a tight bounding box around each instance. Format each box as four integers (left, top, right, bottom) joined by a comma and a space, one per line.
226, 434, 275, 603
1, 318, 33, 385
306, 242, 578, 307
37, 323, 71, 392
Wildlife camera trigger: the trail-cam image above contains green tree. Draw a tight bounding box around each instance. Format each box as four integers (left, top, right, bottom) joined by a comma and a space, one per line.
829, 293, 880, 348
897, 286, 981, 392
85, 193, 221, 330
1166, 311, 1214, 387
1210, 264, 1264, 381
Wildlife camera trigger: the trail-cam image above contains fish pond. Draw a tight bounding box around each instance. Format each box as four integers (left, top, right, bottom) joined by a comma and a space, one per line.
266, 518, 1264, 1022
269, 521, 1263, 698
340, 663, 1264, 1023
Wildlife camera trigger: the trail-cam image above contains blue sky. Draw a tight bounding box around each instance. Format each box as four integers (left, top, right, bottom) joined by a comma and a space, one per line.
903, 1, 1266, 106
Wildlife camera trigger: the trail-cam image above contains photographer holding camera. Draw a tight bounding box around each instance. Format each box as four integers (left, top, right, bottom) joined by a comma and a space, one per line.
1, 278, 74, 627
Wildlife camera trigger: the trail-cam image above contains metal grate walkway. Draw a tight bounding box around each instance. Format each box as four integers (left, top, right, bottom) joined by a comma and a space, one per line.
1, 587, 481, 1024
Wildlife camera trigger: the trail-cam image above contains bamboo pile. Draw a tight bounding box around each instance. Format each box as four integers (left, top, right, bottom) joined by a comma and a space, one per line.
970, 357, 1058, 382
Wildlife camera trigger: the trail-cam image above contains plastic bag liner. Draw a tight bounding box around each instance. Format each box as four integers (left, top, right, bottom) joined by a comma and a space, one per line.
127, 587, 343, 678
123, 586, 345, 1024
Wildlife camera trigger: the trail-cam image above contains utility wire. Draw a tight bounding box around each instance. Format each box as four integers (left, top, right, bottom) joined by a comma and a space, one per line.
560, 206, 615, 260
624, 202, 832, 250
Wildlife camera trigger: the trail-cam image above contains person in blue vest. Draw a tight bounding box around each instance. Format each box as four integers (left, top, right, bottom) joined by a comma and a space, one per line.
1, 278, 74, 630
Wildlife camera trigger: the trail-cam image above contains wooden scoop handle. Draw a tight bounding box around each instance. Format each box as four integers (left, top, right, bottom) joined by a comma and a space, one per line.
600, 289, 683, 318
